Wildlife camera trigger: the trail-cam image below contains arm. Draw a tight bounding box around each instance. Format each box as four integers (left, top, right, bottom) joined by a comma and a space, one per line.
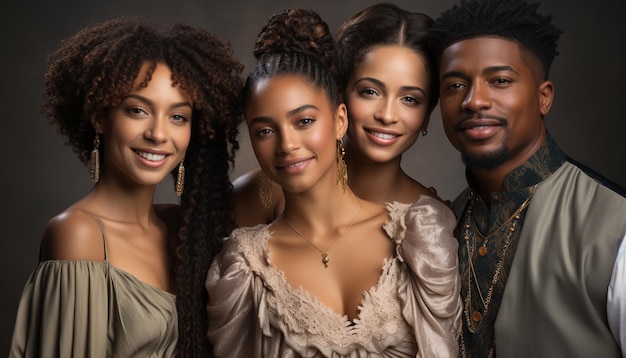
608, 232, 626, 353
395, 196, 462, 358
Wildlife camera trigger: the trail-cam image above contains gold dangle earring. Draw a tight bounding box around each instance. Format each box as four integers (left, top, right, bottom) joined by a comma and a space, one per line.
90, 133, 100, 183
259, 172, 272, 209
336, 139, 348, 192
175, 155, 185, 197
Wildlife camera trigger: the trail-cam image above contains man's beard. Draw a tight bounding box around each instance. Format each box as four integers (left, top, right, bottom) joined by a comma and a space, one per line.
461, 144, 509, 170
455, 115, 510, 170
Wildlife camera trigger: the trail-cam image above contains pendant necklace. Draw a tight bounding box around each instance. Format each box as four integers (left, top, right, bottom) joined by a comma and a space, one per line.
284, 198, 362, 268
463, 184, 537, 332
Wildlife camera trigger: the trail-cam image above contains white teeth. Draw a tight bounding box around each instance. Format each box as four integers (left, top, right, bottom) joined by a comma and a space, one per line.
137, 151, 166, 161
287, 161, 304, 168
372, 132, 396, 140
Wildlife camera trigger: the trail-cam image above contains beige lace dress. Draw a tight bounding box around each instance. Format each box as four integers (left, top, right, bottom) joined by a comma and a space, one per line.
206, 196, 462, 357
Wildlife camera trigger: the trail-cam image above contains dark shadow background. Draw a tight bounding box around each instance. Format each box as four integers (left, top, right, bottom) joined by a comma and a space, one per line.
1, 0, 624, 352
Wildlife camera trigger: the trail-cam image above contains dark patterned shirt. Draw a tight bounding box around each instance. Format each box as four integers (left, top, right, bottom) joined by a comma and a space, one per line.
456, 133, 566, 357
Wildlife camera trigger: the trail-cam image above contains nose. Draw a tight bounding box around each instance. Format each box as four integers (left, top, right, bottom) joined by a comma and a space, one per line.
374, 98, 397, 125
144, 117, 167, 143
461, 82, 491, 112
277, 128, 300, 154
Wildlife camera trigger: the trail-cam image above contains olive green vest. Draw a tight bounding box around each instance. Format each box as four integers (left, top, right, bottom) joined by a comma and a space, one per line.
493, 161, 625, 357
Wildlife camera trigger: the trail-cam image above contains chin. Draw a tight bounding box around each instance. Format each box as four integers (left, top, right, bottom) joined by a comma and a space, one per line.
461, 147, 509, 170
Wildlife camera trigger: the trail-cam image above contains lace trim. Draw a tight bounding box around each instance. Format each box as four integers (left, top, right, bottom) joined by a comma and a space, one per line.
232, 203, 413, 349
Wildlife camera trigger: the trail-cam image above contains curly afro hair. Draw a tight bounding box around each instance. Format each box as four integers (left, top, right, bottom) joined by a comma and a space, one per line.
430, 0, 562, 79
42, 17, 244, 357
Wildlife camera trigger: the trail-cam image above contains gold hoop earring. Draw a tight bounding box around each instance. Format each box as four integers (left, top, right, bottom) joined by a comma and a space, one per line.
175, 155, 185, 197
259, 172, 272, 209
90, 133, 100, 183
337, 139, 348, 192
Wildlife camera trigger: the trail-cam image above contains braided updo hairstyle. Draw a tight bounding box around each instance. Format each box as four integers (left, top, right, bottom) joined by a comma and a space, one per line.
243, 8, 340, 108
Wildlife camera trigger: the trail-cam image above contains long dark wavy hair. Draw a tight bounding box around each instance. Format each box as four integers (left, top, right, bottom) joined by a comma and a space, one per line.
41, 17, 244, 357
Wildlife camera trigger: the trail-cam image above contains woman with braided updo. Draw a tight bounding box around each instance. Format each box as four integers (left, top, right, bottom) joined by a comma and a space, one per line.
206, 9, 461, 357
9, 17, 242, 357
234, 3, 448, 226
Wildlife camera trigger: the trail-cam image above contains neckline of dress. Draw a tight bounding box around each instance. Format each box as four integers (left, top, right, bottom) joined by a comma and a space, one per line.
261, 226, 398, 326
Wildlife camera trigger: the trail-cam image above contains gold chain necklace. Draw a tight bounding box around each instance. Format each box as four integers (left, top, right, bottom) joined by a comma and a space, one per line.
462, 184, 537, 333
284, 198, 362, 268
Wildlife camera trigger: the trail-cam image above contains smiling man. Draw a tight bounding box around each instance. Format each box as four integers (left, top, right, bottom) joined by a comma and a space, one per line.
430, 0, 626, 356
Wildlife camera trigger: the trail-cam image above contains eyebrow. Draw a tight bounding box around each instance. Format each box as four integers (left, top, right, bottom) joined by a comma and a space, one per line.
287, 104, 318, 117
354, 77, 426, 95
249, 104, 320, 125
484, 65, 519, 75
124, 94, 192, 110
441, 66, 520, 80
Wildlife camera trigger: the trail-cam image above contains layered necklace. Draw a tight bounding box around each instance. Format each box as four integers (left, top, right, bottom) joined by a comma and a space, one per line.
284, 198, 362, 268
460, 184, 538, 357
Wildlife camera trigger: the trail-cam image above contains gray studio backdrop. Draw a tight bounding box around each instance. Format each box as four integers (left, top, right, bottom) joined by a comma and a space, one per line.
1, 0, 624, 352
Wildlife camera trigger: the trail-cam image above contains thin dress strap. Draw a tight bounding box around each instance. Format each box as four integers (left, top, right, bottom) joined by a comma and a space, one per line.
88, 213, 109, 262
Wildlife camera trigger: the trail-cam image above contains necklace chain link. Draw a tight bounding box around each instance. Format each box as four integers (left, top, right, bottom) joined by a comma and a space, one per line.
284, 198, 362, 268
462, 184, 537, 336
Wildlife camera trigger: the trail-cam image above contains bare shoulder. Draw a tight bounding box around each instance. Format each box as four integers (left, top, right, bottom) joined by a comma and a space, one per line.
233, 167, 283, 227
358, 199, 389, 226
407, 177, 451, 205
40, 208, 106, 262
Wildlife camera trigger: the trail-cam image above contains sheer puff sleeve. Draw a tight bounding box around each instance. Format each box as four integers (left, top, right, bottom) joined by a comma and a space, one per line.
206, 229, 265, 358
386, 196, 463, 358
9, 261, 108, 358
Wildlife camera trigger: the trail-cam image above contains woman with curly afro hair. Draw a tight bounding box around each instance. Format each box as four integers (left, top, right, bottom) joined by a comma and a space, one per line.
9, 17, 243, 357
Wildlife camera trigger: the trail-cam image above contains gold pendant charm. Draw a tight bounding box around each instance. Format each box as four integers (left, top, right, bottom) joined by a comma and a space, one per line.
321, 252, 329, 268
472, 310, 482, 323
478, 245, 487, 256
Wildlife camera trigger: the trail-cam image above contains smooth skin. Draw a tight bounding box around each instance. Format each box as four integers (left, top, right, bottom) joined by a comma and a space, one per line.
439, 37, 554, 202
245, 74, 392, 319
344, 45, 436, 204
41, 63, 192, 293
234, 45, 439, 227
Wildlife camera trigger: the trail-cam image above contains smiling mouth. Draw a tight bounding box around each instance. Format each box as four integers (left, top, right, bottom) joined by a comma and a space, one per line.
366, 130, 398, 140
279, 160, 309, 169
135, 150, 167, 161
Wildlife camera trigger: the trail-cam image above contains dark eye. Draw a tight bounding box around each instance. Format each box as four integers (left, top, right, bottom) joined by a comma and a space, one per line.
492, 78, 512, 86
297, 117, 315, 127
359, 88, 380, 97
127, 106, 147, 115
171, 114, 189, 123
255, 127, 274, 137
401, 96, 421, 105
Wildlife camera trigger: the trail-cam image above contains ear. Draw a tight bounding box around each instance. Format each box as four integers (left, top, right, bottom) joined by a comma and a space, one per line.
538, 80, 554, 117
90, 114, 103, 134
421, 105, 435, 133
335, 103, 348, 140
